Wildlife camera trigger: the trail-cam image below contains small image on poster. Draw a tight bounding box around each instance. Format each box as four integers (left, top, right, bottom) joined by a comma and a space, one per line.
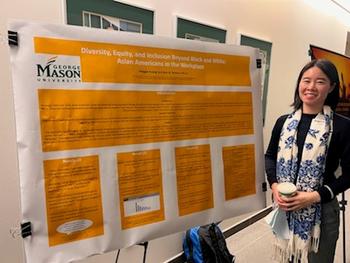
43, 155, 104, 246
222, 144, 256, 200
117, 149, 165, 229
175, 144, 214, 216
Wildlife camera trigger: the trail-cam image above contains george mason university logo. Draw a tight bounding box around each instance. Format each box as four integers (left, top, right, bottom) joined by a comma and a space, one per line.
36, 56, 81, 83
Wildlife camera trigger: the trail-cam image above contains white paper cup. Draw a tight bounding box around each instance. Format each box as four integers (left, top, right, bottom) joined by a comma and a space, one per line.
277, 182, 297, 197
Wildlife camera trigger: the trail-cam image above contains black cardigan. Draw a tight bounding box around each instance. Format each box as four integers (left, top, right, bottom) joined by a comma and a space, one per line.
265, 112, 350, 203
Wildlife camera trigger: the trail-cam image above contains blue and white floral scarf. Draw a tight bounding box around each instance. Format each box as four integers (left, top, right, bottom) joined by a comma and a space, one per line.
273, 106, 333, 263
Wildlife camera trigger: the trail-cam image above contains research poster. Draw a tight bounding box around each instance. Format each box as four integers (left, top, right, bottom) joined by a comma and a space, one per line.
9, 21, 265, 263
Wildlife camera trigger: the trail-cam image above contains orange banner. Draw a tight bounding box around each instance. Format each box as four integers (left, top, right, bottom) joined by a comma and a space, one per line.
34, 37, 251, 86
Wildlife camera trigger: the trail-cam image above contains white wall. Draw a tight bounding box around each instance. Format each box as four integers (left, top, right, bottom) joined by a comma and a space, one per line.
1, 1, 349, 262
0, 1, 63, 262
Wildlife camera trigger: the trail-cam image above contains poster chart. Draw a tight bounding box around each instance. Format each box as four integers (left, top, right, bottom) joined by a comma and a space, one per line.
9, 21, 265, 263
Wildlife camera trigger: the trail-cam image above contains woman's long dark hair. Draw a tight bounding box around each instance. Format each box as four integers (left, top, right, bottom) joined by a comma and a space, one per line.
291, 59, 340, 110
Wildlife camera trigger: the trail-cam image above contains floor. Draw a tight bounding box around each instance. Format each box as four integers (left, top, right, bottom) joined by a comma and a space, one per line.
226, 191, 350, 263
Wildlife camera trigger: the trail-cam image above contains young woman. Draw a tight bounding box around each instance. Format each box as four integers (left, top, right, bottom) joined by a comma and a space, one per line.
265, 59, 350, 263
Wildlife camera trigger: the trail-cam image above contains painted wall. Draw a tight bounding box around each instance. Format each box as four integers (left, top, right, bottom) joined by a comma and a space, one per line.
0, 0, 349, 262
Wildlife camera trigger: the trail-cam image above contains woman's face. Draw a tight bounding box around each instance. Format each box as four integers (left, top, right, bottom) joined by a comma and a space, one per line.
298, 66, 334, 114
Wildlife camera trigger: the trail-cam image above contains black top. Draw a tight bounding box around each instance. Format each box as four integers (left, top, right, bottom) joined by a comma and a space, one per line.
265, 112, 350, 203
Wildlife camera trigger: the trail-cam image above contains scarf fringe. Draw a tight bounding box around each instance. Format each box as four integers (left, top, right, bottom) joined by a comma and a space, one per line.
310, 224, 320, 253
272, 237, 289, 263
272, 224, 320, 263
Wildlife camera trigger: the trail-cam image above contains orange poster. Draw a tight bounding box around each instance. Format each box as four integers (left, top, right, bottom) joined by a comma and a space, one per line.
9, 21, 265, 263
117, 149, 165, 229
223, 144, 256, 200
43, 156, 104, 246
175, 145, 214, 216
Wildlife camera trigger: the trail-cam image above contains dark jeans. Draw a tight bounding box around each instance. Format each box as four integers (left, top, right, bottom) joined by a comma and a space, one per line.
308, 198, 340, 263
288, 198, 340, 263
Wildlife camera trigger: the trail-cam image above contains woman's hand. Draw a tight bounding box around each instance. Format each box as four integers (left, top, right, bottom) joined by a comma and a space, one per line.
271, 183, 284, 205
278, 191, 321, 211
271, 183, 321, 211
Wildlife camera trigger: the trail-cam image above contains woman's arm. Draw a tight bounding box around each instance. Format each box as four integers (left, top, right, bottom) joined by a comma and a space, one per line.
265, 115, 287, 187
320, 115, 350, 200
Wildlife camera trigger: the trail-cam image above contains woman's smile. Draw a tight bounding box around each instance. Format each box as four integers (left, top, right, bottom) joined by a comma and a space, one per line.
298, 66, 333, 113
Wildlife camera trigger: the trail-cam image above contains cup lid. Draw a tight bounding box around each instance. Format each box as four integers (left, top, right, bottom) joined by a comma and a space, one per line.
277, 182, 297, 194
